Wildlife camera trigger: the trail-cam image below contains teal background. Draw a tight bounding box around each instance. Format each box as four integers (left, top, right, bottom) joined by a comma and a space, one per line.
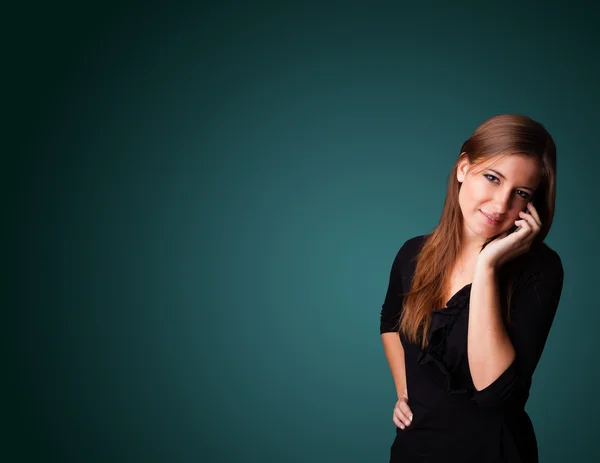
9, 2, 598, 462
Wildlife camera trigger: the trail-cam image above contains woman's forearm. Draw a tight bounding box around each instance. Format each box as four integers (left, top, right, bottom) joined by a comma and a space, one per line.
381, 333, 407, 399
467, 262, 516, 391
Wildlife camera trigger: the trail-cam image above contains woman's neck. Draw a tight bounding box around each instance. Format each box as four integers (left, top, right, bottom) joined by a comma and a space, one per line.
460, 227, 487, 258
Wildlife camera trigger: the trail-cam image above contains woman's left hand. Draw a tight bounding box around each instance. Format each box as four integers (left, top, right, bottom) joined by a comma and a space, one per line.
478, 202, 542, 270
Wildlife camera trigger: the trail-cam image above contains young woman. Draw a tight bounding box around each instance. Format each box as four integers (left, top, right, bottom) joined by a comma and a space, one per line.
380, 114, 564, 462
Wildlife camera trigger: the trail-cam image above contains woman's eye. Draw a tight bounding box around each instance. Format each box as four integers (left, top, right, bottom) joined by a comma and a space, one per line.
484, 174, 530, 199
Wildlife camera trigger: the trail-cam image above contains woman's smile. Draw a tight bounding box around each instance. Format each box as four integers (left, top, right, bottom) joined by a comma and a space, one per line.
480, 210, 503, 226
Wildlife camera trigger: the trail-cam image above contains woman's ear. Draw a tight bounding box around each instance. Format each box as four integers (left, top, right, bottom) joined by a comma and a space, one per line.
456, 154, 470, 183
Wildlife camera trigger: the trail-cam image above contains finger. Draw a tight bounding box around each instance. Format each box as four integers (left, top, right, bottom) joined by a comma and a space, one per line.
490, 229, 511, 243
514, 219, 532, 235
526, 202, 542, 226
496, 227, 522, 245
519, 210, 540, 230
523, 204, 542, 228
393, 413, 406, 429
398, 401, 413, 424
393, 407, 410, 429
395, 402, 413, 427
394, 400, 412, 426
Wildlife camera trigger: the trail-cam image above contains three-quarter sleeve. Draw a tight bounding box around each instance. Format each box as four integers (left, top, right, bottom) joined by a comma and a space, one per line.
472, 249, 565, 408
380, 245, 407, 334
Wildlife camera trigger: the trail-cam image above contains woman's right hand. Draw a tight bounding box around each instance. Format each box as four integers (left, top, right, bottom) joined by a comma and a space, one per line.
393, 388, 413, 430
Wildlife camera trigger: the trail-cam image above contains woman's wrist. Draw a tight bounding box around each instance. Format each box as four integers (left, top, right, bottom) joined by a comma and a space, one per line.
476, 256, 498, 274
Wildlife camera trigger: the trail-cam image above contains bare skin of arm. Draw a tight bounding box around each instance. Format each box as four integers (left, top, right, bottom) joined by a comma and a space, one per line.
467, 262, 516, 391
381, 332, 413, 428
468, 202, 543, 391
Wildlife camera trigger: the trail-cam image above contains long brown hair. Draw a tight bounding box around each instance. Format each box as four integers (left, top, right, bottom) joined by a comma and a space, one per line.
399, 114, 557, 348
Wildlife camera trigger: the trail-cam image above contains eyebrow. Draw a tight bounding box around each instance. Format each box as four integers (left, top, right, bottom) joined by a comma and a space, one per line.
488, 169, 534, 192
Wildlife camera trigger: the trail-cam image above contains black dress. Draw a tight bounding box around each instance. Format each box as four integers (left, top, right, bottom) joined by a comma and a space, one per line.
380, 234, 564, 463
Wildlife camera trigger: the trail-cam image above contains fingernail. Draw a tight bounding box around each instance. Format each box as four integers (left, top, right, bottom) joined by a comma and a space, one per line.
409, 414, 413, 422
400, 424, 405, 430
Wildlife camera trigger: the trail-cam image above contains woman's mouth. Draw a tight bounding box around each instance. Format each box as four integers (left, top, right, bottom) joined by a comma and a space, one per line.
480, 210, 502, 226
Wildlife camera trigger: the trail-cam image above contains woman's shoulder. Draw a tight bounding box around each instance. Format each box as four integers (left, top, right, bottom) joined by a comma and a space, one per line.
516, 241, 564, 284
527, 241, 562, 271
394, 234, 429, 265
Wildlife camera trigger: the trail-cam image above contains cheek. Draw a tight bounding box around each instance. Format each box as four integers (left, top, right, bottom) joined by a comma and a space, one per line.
509, 201, 527, 215
459, 181, 482, 206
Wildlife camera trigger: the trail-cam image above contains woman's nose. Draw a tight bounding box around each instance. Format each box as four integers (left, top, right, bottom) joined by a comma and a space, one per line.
491, 190, 512, 213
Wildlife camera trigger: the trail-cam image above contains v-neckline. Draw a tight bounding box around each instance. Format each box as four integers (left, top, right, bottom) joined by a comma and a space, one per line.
444, 282, 473, 308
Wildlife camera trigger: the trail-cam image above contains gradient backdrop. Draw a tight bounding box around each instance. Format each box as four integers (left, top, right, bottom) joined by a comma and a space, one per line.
9, 1, 599, 462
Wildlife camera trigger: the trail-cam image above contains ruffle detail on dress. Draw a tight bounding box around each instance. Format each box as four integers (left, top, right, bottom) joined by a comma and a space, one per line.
416, 284, 472, 394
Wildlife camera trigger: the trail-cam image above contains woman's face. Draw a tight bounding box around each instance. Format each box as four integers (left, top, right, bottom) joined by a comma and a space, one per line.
457, 153, 542, 243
